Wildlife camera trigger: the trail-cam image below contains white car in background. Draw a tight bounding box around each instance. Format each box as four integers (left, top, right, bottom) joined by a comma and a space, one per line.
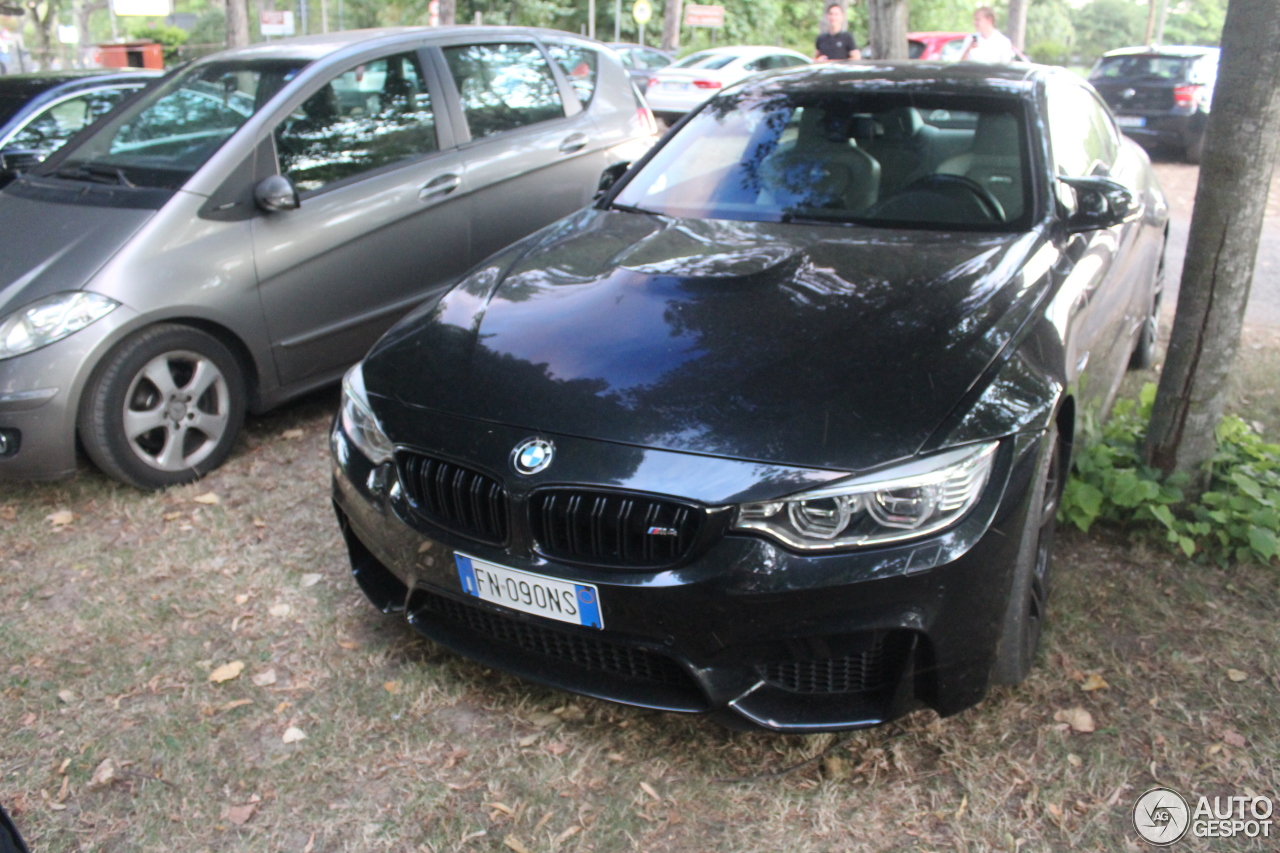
645, 46, 811, 122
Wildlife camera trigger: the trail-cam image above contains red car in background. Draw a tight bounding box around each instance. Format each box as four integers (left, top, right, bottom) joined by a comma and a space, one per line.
909, 32, 970, 61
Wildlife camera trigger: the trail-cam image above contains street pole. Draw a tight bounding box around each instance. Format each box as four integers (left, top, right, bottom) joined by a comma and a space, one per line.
588, 0, 595, 39
614, 0, 620, 41
1153, 0, 1169, 45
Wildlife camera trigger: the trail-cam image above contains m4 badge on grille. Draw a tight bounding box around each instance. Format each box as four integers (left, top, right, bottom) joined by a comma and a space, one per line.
647, 526, 679, 536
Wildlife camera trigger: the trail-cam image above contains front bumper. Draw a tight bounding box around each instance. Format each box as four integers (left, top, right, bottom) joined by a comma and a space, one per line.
330, 414, 1045, 733
0, 304, 138, 481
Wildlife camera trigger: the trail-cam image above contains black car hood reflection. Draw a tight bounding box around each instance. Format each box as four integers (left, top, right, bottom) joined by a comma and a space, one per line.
365, 209, 1046, 472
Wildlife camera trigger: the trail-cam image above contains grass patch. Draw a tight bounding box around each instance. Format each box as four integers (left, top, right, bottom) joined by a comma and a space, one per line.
3, 365, 1279, 851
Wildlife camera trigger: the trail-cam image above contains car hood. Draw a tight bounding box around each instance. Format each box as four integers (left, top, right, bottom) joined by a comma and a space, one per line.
0, 189, 155, 316
365, 209, 1048, 472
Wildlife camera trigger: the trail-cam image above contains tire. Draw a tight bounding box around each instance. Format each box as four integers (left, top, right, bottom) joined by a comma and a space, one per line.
991, 424, 1062, 685
1128, 245, 1165, 370
78, 324, 247, 490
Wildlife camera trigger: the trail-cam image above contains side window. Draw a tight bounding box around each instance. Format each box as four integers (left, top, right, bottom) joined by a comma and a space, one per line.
274, 52, 437, 194
940, 38, 967, 61
744, 58, 765, 72
779, 55, 809, 68
1047, 81, 1113, 177
444, 43, 566, 138
546, 44, 599, 107
641, 50, 671, 69
9, 87, 137, 153
616, 50, 636, 69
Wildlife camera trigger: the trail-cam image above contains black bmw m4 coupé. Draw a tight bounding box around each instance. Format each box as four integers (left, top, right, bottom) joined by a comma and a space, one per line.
330, 63, 1168, 732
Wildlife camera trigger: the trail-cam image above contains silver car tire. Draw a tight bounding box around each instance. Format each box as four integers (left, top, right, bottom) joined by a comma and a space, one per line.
991, 423, 1062, 686
79, 324, 247, 490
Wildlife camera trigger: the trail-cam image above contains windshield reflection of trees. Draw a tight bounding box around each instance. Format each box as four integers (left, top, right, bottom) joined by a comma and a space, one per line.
444, 44, 564, 137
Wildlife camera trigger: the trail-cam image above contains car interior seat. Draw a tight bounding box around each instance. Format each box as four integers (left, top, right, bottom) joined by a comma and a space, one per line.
758, 105, 881, 214
936, 112, 1024, 219
857, 106, 934, 193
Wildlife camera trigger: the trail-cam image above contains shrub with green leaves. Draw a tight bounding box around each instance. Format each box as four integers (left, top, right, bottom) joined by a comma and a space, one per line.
1059, 383, 1280, 565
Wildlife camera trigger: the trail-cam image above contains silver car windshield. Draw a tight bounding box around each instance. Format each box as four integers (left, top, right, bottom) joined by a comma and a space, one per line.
613, 91, 1031, 230
50, 59, 309, 189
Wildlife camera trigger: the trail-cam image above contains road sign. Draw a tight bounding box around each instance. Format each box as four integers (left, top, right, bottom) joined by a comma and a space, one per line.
259, 9, 295, 35
683, 3, 724, 27
632, 0, 651, 25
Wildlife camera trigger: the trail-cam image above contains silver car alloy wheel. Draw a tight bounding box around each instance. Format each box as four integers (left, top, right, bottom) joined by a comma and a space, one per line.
122, 349, 231, 472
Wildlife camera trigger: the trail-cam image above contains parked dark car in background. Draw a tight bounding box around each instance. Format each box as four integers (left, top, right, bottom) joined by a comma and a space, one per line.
0, 27, 657, 489
605, 42, 673, 94
0, 69, 160, 185
331, 63, 1168, 732
1089, 45, 1219, 163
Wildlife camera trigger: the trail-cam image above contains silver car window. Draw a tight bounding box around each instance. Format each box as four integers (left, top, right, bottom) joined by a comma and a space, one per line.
6, 86, 139, 155
443, 43, 566, 138
546, 44, 599, 107
274, 52, 438, 194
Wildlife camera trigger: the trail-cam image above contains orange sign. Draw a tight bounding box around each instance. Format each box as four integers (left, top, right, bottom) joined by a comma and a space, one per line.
684, 3, 724, 27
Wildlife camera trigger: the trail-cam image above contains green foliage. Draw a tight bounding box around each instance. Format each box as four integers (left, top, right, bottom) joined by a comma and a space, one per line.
187, 9, 225, 47
1060, 384, 1280, 566
1028, 40, 1070, 65
128, 23, 188, 62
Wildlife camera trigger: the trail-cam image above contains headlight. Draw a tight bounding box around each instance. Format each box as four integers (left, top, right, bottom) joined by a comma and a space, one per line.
0, 292, 118, 360
733, 442, 998, 551
339, 363, 394, 465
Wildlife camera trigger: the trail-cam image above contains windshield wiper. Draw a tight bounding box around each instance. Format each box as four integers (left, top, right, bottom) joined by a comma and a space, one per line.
780, 210, 862, 225
608, 201, 660, 216
54, 163, 135, 187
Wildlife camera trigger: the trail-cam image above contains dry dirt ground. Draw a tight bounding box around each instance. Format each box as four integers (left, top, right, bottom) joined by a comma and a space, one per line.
1, 159, 1278, 853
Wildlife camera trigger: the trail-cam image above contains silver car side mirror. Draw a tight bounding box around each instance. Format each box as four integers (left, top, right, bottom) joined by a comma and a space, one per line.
254, 175, 300, 212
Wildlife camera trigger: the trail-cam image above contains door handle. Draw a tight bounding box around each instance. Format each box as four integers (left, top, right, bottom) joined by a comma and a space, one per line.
559, 133, 590, 155
419, 173, 461, 201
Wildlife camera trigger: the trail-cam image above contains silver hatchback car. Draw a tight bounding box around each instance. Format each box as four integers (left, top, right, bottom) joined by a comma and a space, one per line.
0, 27, 657, 488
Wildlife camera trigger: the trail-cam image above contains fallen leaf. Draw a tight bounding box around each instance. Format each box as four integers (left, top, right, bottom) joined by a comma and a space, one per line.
163, 511, 184, 521
208, 661, 245, 683
1227, 668, 1248, 682
219, 699, 253, 712
1207, 743, 1223, 756
383, 681, 401, 694
1080, 673, 1109, 692
1054, 707, 1095, 733
274, 701, 291, 714
503, 836, 533, 853
530, 712, 559, 728
640, 781, 660, 801
1222, 729, 1247, 748
268, 603, 291, 617
251, 669, 278, 687
487, 802, 515, 816
56, 689, 77, 704
301, 573, 323, 587
227, 803, 256, 825
517, 733, 540, 747
192, 492, 220, 505
544, 741, 568, 756
282, 726, 306, 744
234, 594, 249, 605
607, 752, 625, 762
0, 505, 15, 520
822, 755, 849, 780
1067, 753, 1082, 767
253, 517, 267, 528
302, 833, 315, 853
337, 639, 359, 650
281, 428, 305, 440
553, 826, 582, 844
955, 794, 967, 819
88, 758, 116, 790
46, 510, 73, 526
555, 704, 586, 721
1046, 802, 1063, 820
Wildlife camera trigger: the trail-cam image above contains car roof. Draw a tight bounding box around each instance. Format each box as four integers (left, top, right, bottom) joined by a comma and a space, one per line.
0, 69, 159, 98
683, 45, 806, 58
207, 25, 601, 63
1102, 44, 1219, 58
738, 60, 1039, 95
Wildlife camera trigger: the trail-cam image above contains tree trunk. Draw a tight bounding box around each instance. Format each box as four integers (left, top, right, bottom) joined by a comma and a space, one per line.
866, 0, 906, 60
1006, 0, 1028, 52
226, 0, 250, 47
438, 0, 454, 25
1144, 0, 1280, 483
25, 0, 59, 70
661, 0, 681, 52
1143, 0, 1158, 44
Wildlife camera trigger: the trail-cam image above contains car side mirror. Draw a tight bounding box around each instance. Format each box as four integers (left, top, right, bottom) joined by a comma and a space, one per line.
1058, 175, 1143, 233
595, 161, 631, 199
253, 174, 300, 212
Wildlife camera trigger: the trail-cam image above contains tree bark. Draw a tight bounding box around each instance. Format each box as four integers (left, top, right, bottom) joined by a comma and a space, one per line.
226, 0, 250, 47
1143, 0, 1158, 44
1006, 0, 1028, 51
438, 0, 454, 25
865, 0, 906, 59
661, 0, 682, 51
25, 0, 60, 70
1144, 0, 1280, 483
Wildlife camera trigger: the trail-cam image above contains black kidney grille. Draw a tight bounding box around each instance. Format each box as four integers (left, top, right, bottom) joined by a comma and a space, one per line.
530, 490, 703, 568
398, 452, 509, 545
758, 633, 905, 695
417, 590, 693, 688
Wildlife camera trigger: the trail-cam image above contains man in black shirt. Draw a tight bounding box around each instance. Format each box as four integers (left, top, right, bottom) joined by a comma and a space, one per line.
815, 3, 861, 61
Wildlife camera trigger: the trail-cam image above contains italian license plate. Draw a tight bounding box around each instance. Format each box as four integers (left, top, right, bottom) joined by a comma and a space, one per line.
454, 554, 602, 629
664, 81, 689, 91
1115, 115, 1145, 128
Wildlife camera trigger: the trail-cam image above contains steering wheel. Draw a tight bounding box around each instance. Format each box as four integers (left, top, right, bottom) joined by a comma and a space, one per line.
902, 173, 1006, 222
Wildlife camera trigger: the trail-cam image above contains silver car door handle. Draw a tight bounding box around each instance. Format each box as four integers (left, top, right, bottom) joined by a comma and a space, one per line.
559, 133, 590, 154
419, 173, 461, 201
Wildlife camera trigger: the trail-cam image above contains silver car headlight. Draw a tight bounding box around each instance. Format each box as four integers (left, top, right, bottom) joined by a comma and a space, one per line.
0, 291, 118, 360
733, 442, 998, 551
339, 363, 394, 465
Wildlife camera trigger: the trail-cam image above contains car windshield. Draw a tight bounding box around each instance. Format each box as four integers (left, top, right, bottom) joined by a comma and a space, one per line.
45, 59, 308, 189
1092, 55, 1191, 81
672, 51, 737, 70
612, 90, 1030, 230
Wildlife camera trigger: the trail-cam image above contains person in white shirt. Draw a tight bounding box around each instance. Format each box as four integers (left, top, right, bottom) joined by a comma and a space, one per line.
960, 7, 1018, 64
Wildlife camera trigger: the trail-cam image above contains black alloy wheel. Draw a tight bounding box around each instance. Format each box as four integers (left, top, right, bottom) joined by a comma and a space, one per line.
992, 424, 1062, 685
1129, 244, 1165, 370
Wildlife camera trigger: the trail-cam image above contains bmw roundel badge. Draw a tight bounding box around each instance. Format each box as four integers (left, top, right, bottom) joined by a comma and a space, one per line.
512, 438, 554, 475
